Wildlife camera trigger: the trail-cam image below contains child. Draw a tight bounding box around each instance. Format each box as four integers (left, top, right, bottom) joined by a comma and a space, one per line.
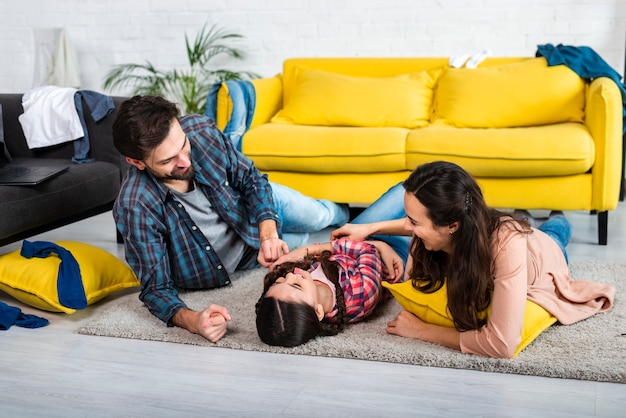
255, 239, 402, 347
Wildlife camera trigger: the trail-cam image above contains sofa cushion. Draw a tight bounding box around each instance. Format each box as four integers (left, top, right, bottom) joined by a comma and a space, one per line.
435, 57, 586, 128
0, 240, 138, 313
242, 124, 409, 172
406, 123, 595, 176
271, 67, 440, 128
0, 158, 120, 241
383, 280, 558, 358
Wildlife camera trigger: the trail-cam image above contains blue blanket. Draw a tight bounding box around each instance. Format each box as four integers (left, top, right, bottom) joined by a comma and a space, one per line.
536, 44, 626, 133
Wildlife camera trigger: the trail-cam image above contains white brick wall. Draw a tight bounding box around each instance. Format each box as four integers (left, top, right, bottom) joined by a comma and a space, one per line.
0, 0, 624, 94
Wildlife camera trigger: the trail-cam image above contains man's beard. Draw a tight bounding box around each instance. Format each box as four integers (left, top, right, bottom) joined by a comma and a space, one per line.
149, 164, 195, 182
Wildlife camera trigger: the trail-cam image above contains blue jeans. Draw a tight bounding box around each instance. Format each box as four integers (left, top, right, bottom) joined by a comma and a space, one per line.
352, 183, 411, 266
270, 182, 350, 250
538, 216, 572, 264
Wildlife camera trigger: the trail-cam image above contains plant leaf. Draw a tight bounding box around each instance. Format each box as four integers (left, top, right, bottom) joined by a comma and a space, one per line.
103, 23, 259, 114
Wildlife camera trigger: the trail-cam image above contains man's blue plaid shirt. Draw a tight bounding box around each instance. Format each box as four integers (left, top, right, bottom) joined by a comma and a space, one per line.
113, 114, 280, 325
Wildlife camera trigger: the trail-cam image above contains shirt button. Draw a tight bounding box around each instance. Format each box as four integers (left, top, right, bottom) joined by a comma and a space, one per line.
217, 265, 223, 270
192, 225, 197, 230
178, 203, 183, 208
205, 246, 211, 251
225, 280, 230, 285
224, 181, 229, 186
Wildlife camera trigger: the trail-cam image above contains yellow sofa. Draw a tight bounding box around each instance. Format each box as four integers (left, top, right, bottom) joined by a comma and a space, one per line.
214, 57, 623, 245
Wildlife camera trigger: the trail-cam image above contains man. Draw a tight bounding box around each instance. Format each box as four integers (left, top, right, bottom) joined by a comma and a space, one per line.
112, 96, 349, 343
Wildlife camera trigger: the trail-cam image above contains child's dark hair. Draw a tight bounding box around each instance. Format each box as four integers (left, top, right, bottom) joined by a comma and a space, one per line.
255, 250, 347, 347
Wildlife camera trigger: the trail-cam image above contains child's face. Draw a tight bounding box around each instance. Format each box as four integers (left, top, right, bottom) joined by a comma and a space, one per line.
265, 267, 320, 309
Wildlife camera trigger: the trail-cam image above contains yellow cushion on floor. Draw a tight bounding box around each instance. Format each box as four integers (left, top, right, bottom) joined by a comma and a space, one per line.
383, 280, 557, 357
0, 241, 139, 313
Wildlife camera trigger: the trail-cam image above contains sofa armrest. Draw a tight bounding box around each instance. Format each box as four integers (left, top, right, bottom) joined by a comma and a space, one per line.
585, 77, 623, 210
215, 75, 283, 130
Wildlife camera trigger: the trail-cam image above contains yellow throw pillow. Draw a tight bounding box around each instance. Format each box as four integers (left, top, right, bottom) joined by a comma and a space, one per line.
383, 280, 557, 357
271, 67, 441, 128
0, 241, 139, 314
435, 57, 585, 128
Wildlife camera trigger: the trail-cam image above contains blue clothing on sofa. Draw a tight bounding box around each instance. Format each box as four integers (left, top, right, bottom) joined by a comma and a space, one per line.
536, 43, 626, 133
72, 90, 115, 163
205, 80, 256, 151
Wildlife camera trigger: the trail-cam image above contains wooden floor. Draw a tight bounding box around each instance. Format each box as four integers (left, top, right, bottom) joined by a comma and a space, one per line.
1, 202, 625, 417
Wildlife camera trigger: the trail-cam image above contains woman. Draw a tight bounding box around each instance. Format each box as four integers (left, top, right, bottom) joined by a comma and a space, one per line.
256, 239, 402, 347
331, 161, 615, 358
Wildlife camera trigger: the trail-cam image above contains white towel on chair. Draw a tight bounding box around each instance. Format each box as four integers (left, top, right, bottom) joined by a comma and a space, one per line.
18, 86, 84, 149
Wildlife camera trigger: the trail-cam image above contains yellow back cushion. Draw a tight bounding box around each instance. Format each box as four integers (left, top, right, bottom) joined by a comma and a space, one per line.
383, 280, 557, 358
435, 57, 585, 128
271, 67, 441, 128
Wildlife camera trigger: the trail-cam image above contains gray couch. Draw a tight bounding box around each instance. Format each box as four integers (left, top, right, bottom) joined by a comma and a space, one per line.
0, 93, 128, 247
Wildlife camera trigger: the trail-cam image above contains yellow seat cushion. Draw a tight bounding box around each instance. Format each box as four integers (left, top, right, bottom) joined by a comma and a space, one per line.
271, 67, 441, 128
383, 280, 557, 358
243, 124, 409, 173
406, 123, 595, 176
0, 241, 139, 314
435, 57, 585, 128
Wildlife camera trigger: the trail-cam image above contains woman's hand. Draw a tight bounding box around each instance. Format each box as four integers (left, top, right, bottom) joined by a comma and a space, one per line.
386, 310, 427, 339
330, 223, 372, 241
386, 310, 461, 351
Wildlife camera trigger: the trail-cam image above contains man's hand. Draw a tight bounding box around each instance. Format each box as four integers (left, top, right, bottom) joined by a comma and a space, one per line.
257, 237, 289, 267
172, 305, 231, 343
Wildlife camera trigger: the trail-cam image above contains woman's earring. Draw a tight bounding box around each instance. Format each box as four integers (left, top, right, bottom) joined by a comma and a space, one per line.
449, 230, 454, 235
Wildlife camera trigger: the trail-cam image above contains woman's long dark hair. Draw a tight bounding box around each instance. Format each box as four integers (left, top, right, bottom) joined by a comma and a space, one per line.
255, 251, 347, 347
403, 161, 531, 331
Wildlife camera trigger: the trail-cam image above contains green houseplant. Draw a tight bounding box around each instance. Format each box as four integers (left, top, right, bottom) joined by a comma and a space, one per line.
103, 23, 258, 115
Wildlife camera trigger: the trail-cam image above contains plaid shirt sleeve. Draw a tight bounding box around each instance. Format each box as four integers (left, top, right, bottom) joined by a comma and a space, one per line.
331, 239, 384, 322
114, 172, 193, 325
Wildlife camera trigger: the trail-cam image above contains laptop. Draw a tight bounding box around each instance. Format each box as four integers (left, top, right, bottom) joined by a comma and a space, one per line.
0, 104, 69, 186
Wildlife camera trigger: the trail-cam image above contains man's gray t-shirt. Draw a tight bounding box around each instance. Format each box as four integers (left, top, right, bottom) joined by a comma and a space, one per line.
171, 183, 246, 273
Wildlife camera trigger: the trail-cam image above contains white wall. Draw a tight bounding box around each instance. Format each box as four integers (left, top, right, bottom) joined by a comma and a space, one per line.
0, 0, 624, 94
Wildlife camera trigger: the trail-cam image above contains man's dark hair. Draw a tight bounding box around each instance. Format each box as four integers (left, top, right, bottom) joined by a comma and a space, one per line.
112, 95, 180, 160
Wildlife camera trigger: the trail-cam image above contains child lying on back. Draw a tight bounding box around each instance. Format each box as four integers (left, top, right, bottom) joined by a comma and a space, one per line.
255, 239, 403, 347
